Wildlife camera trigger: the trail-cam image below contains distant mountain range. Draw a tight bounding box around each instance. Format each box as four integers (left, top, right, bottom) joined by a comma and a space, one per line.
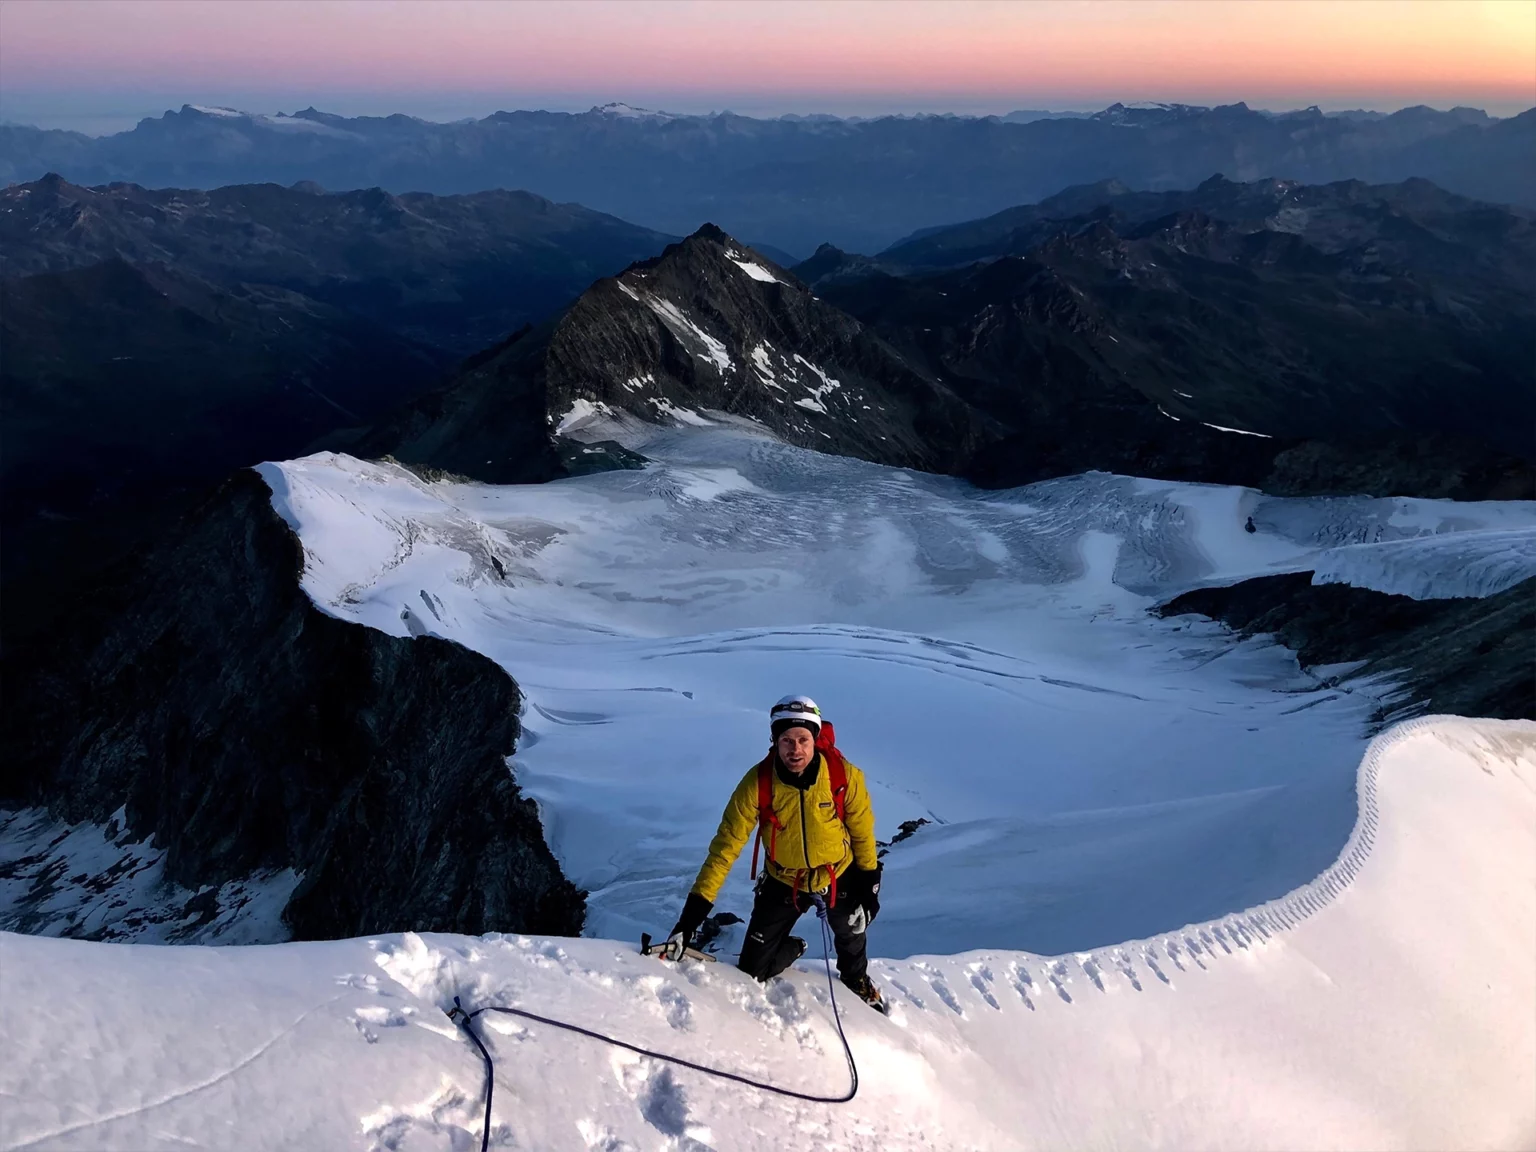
3, 101, 1531, 255
0, 173, 672, 353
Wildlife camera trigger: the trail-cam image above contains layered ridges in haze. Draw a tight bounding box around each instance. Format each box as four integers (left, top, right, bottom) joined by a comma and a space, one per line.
0, 173, 673, 353
3, 101, 1531, 253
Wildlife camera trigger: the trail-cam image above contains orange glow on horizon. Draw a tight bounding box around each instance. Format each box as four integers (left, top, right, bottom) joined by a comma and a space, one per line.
1, 0, 1531, 114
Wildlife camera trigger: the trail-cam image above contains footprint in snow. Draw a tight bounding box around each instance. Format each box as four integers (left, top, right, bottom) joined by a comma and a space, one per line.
1078, 955, 1107, 993
1006, 962, 1036, 1011
1047, 960, 1074, 1004
967, 964, 1002, 1010
655, 983, 693, 1031
613, 1055, 716, 1151
1111, 950, 1144, 992
363, 1082, 500, 1151
928, 976, 964, 1016
577, 1119, 640, 1152
352, 1003, 413, 1043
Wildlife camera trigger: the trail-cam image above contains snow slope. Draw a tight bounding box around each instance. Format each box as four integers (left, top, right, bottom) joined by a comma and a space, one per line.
246, 427, 1534, 959
3, 717, 1531, 1151
4, 425, 1532, 1148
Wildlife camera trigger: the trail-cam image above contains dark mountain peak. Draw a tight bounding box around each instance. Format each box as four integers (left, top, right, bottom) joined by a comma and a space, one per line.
289, 180, 325, 195
176, 104, 243, 121
688, 221, 732, 244
791, 245, 899, 291
344, 186, 404, 212
1093, 102, 1211, 127
1274, 106, 1327, 121
357, 218, 992, 483
1197, 173, 1234, 192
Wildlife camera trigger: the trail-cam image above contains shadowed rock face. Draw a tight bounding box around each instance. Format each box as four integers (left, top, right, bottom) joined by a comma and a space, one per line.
808, 178, 1536, 498
1, 470, 584, 941
353, 225, 996, 483
0, 174, 673, 646
1158, 573, 1536, 724
0, 174, 674, 354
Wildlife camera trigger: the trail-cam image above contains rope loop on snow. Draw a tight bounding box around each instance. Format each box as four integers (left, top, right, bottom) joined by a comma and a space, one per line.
449, 902, 858, 1151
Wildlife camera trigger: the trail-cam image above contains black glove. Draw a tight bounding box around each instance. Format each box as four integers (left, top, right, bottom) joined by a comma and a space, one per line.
840, 865, 881, 931
663, 891, 713, 960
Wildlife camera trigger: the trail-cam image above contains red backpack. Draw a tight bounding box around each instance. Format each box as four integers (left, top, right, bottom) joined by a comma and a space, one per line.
749, 721, 850, 905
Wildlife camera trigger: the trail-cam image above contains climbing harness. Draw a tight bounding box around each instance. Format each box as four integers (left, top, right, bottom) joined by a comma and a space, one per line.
447, 893, 859, 1152
750, 720, 850, 903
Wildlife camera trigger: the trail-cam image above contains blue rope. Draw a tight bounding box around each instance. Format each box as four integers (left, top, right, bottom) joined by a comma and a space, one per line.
449, 897, 859, 1151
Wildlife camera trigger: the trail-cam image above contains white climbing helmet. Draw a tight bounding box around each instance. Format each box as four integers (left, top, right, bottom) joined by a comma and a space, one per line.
770, 694, 823, 734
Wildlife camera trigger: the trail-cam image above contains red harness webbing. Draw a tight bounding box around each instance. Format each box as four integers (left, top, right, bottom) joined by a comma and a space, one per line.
750, 724, 850, 906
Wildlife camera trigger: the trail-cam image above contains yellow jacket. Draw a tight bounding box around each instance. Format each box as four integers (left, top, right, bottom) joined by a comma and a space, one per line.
691, 753, 878, 903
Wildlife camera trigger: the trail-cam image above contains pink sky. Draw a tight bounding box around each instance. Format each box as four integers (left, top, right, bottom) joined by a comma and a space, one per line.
3, 0, 1532, 131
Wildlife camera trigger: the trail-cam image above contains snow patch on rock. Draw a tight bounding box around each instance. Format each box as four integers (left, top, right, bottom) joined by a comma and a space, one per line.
640, 293, 733, 375
725, 249, 786, 285
555, 398, 618, 435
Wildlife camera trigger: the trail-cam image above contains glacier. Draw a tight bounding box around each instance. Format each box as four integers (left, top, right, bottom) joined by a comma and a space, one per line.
3, 423, 1532, 1149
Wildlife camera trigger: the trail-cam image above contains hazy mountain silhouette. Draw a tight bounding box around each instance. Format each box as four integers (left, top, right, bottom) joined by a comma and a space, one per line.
3, 101, 1531, 254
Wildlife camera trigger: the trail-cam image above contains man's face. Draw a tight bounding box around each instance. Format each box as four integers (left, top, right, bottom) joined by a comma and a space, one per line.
776, 726, 816, 773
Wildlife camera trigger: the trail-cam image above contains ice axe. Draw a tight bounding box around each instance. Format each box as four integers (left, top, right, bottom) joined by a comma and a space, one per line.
639, 932, 718, 963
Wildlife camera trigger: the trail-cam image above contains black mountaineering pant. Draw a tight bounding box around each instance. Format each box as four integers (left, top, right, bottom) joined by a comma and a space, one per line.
737, 875, 869, 987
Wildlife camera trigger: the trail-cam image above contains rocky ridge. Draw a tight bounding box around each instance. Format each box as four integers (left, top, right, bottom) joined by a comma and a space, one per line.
0, 470, 584, 942
1158, 574, 1535, 724
0, 173, 673, 353
352, 224, 994, 482
805, 177, 1535, 496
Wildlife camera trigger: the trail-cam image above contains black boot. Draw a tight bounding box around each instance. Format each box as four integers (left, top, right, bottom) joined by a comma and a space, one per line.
772, 935, 807, 974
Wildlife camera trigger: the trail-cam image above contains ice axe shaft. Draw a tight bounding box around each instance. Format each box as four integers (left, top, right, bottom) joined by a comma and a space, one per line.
639, 931, 717, 963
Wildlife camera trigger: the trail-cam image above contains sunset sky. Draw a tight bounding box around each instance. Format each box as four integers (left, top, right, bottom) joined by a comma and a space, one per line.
2, 0, 1532, 134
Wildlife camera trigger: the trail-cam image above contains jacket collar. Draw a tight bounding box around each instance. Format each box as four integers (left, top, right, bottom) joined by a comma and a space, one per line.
775, 750, 821, 790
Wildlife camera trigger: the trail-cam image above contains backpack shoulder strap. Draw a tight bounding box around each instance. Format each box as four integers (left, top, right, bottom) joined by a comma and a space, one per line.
757, 754, 775, 820
749, 753, 780, 880
824, 746, 849, 824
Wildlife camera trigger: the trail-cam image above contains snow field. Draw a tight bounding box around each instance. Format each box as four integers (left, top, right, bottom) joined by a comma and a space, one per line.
4, 424, 1532, 1149
3, 717, 1531, 1150
253, 429, 1533, 960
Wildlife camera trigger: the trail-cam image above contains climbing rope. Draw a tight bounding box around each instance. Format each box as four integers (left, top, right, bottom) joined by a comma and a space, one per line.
448, 895, 859, 1152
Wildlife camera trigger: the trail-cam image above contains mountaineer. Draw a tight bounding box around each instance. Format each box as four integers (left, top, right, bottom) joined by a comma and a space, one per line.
663, 695, 887, 1013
